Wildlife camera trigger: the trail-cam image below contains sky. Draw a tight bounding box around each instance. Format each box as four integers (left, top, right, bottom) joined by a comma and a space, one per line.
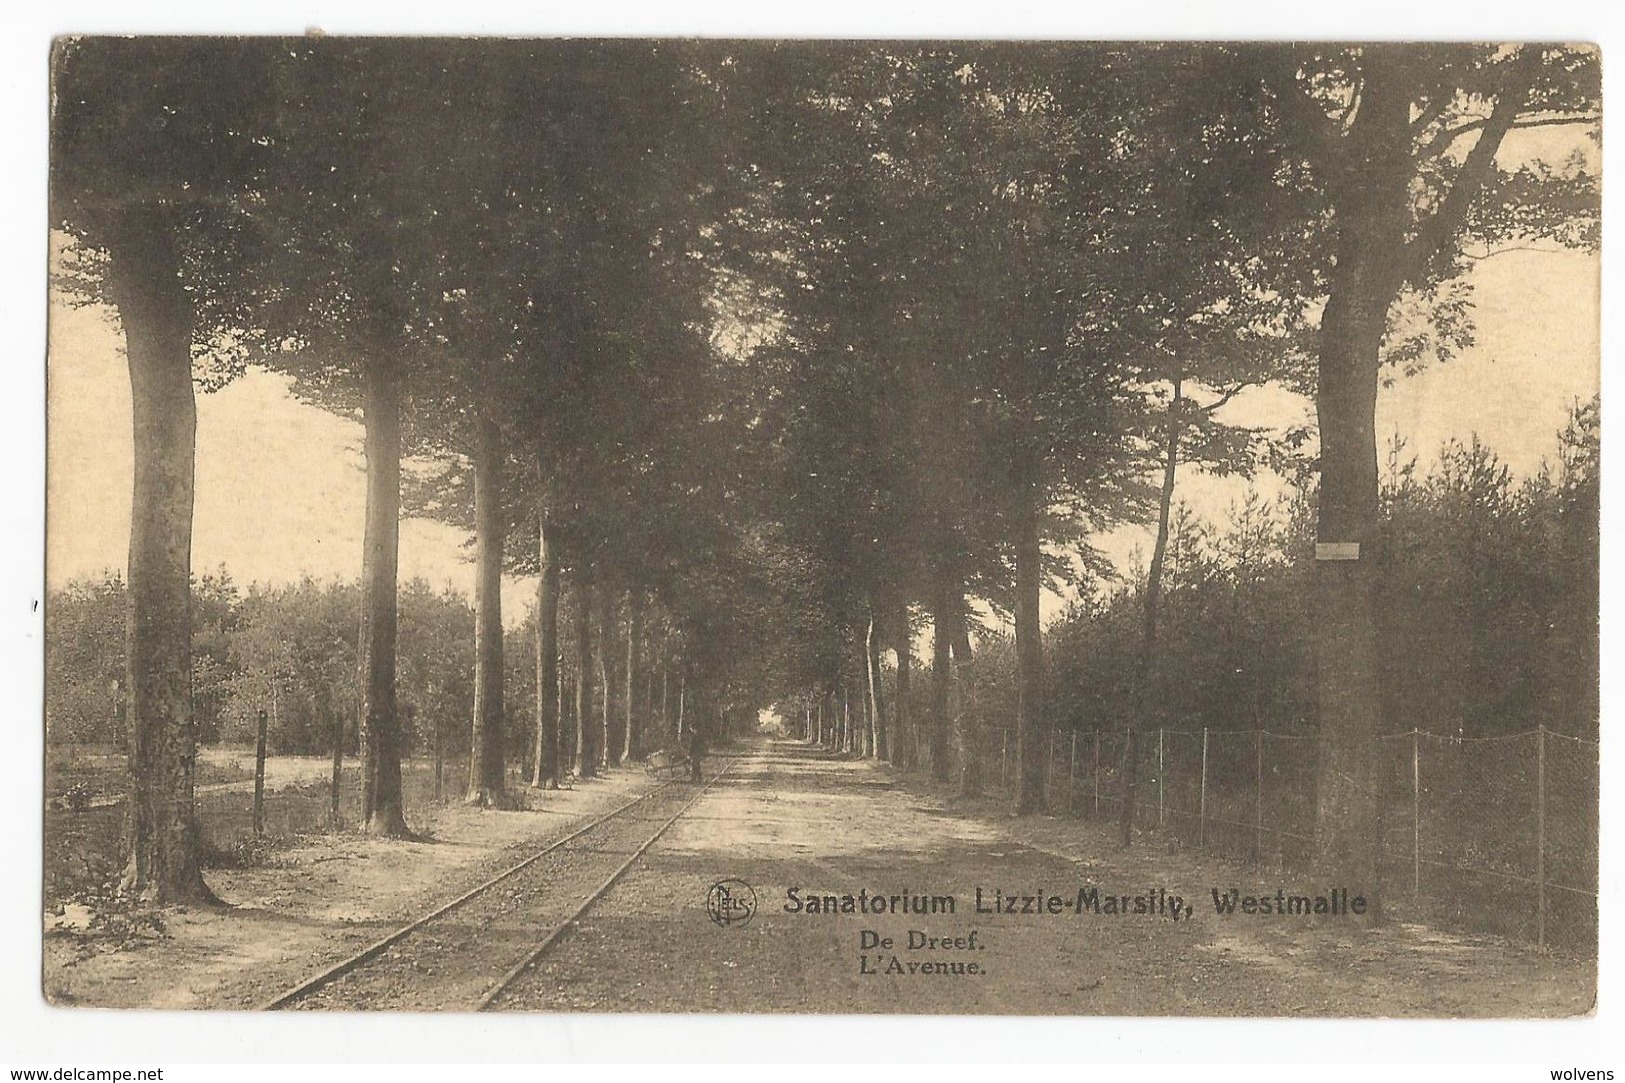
48, 297, 483, 598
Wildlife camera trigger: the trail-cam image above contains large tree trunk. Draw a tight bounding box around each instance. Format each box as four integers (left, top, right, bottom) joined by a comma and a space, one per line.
1012, 444, 1045, 816
1289, 47, 1537, 919
1313, 297, 1388, 911
466, 413, 508, 808
892, 604, 913, 771
865, 608, 889, 761
840, 685, 853, 755
855, 642, 874, 759
950, 607, 972, 664
599, 589, 620, 768
1307, 59, 1417, 916
531, 484, 560, 789
106, 211, 214, 904
928, 592, 952, 782
573, 573, 598, 778
1120, 370, 1182, 847
357, 351, 409, 837
950, 597, 980, 798
677, 673, 686, 741
560, 671, 575, 770
1313, 256, 1399, 897
624, 591, 643, 762
660, 664, 670, 742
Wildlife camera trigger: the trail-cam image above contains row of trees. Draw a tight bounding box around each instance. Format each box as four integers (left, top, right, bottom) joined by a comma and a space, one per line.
738, 44, 1598, 889
48, 400, 1596, 772
53, 40, 774, 899
50, 40, 1597, 907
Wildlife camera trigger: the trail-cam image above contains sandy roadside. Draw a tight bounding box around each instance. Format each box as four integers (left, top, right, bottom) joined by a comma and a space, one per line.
43, 766, 662, 1010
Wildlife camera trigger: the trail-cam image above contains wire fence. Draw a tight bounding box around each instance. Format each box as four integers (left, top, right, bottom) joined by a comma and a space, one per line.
973, 722, 1598, 951
44, 753, 513, 905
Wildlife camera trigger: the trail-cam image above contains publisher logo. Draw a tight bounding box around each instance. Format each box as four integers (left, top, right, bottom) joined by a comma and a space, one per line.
707, 879, 757, 928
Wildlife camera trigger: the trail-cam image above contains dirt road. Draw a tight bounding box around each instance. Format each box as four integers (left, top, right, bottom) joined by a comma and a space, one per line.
497, 740, 1593, 1017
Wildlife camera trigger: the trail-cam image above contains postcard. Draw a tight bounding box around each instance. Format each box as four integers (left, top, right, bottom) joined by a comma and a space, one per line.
43, 37, 1599, 1019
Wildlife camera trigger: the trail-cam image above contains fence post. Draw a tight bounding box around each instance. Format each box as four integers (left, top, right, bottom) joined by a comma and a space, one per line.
1412, 728, 1421, 897
1198, 727, 1209, 848
1069, 731, 1078, 814
1254, 730, 1264, 862
1093, 732, 1101, 816
1048, 730, 1057, 809
1537, 724, 1547, 949
434, 717, 445, 803
1157, 728, 1165, 828
253, 707, 268, 839
329, 709, 343, 829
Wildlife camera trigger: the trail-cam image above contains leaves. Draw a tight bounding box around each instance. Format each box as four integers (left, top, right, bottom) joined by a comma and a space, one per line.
49, 40, 1599, 725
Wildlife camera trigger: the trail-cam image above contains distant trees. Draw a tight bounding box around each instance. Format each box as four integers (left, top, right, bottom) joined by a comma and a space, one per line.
721, 46, 1328, 814
47, 574, 482, 757
44, 574, 127, 746
223, 578, 357, 754
1018, 402, 1600, 750
1377, 404, 1600, 742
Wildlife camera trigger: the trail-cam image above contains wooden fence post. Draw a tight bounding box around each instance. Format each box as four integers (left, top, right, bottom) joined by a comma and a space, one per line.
253, 707, 268, 839
1157, 728, 1165, 828
1048, 730, 1058, 809
1199, 727, 1209, 848
1069, 731, 1078, 814
1092, 732, 1100, 816
434, 717, 444, 803
329, 709, 343, 829
1537, 724, 1547, 948
1412, 728, 1421, 897
1255, 730, 1264, 861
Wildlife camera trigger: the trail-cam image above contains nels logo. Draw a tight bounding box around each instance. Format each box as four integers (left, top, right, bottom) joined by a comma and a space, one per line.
706, 879, 757, 928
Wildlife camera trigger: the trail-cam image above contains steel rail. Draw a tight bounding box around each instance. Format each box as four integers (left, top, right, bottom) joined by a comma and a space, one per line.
475, 755, 740, 1011
259, 777, 683, 1011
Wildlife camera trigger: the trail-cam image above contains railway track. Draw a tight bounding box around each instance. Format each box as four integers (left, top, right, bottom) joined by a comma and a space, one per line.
260, 756, 738, 1012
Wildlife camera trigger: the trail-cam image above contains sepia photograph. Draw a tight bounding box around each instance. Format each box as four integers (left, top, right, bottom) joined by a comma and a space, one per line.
42, 36, 1600, 1024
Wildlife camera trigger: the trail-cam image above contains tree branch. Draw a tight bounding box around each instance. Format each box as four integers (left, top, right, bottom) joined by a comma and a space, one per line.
1198, 382, 1251, 414
1417, 111, 1599, 160
1395, 48, 1544, 287
1409, 94, 1453, 137
1460, 242, 1572, 261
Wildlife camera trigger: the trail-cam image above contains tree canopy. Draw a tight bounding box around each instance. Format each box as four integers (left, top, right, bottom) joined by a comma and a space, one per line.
50, 39, 1598, 902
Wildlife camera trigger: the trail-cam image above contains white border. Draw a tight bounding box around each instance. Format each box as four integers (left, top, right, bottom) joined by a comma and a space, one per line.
5, 0, 1620, 1066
